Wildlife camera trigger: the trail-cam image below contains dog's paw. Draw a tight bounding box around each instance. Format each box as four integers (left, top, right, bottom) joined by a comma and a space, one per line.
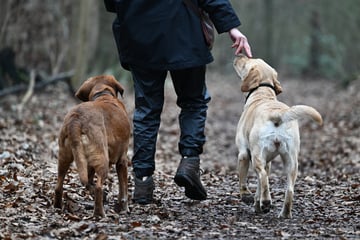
240, 193, 254, 205
254, 200, 261, 213
119, 207, 130, 215
254, 200, 272, 214
93, 210, 106, 219
278, 209, 292, 219
119, 200, 130, 214
114, 199, 130, 214
54, 190, 63, 209
261, 200, 271, 213
53, 200, 62, 209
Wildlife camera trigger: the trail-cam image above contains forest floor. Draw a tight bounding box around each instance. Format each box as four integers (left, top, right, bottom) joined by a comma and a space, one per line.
0, 71, 359, 239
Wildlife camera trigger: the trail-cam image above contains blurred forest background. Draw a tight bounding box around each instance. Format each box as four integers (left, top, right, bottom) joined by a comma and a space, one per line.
0, 0, 359, 91
1, 2, 359, 238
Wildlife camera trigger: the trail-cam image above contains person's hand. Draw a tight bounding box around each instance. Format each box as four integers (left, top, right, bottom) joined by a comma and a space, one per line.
229, 28, 252, 57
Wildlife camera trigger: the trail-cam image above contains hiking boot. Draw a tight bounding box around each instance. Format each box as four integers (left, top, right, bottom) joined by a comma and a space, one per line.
174, 156, 207, 200
133, 175, 154, 204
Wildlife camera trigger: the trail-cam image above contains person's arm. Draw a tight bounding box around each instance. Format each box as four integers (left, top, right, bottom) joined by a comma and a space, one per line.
229, 28, 252, 57
198, 0, 252, 57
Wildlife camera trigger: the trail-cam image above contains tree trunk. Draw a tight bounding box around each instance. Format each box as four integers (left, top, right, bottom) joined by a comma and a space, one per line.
307, 10, 321, 77
264, 0, 274, 66
71, 0, 99, 89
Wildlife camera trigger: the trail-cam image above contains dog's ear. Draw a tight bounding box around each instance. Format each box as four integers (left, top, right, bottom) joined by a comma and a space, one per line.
240, 67, 261, 92
272, 71, 283, 95
112, 79, 125, 98
75, 77, 95, 102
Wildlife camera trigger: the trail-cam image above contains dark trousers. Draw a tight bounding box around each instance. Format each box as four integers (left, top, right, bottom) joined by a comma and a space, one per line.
129, 65, 211, 178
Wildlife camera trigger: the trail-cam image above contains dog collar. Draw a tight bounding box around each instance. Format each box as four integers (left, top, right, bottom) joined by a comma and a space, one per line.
91, 90, 115, 101
245, 83, 277, 103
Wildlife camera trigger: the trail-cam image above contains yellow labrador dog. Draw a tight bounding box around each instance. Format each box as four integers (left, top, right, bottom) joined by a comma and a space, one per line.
233, 54, 323, 218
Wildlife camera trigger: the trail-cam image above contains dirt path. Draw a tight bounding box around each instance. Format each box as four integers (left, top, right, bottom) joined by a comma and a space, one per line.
0, 72, 359, 239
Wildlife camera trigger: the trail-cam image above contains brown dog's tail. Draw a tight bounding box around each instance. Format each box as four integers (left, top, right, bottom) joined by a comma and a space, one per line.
280, 105, 323, 125
68, 118, 89, 186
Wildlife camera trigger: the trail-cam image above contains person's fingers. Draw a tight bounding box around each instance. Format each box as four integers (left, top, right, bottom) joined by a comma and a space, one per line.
232, 38, 252, 57
229, 29, 253, 56
232, 45, 241, 54
235, 40, 243, 55
231, 37, 240, 48
244, 42, 252, 57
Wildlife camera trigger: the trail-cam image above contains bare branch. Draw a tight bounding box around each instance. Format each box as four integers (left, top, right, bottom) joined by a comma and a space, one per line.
0, 70, 74, 98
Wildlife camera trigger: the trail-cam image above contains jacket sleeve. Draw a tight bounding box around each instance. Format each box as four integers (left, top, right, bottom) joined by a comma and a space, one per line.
199, 0, 241, 33
104, 0, 116, 12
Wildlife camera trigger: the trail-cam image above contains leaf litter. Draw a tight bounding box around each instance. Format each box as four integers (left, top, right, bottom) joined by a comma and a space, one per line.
0, 75, 359, 239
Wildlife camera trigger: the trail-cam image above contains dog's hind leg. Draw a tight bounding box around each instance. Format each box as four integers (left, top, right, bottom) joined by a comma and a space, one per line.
93, 160, 108, 218
54, 148, 73, 209
265, 161, 271, 177
116, 154, 129, 213
253, 155, 271, 213
86, 167, 95, 194
279, 153, 298, 218
238, 149, 253, 204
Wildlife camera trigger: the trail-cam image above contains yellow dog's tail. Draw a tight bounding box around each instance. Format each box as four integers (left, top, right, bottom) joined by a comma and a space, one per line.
281, 105, 323, 125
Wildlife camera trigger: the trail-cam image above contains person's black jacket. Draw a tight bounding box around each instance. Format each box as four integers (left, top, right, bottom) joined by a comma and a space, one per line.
104, 0, 241, 70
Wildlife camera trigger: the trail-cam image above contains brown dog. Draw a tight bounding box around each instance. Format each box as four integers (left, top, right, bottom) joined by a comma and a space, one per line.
233, 54, 323, 218
54, 75, 131, 217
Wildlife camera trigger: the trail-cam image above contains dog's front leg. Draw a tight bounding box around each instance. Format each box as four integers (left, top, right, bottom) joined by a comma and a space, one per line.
253, 156, 271, 213
116, 158, 129, 213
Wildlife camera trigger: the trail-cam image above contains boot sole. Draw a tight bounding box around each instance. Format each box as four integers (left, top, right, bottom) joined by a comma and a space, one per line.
174, 174, 207, 200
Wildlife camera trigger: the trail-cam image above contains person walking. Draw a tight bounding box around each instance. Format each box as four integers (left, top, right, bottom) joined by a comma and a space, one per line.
104, 0, 252, 204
